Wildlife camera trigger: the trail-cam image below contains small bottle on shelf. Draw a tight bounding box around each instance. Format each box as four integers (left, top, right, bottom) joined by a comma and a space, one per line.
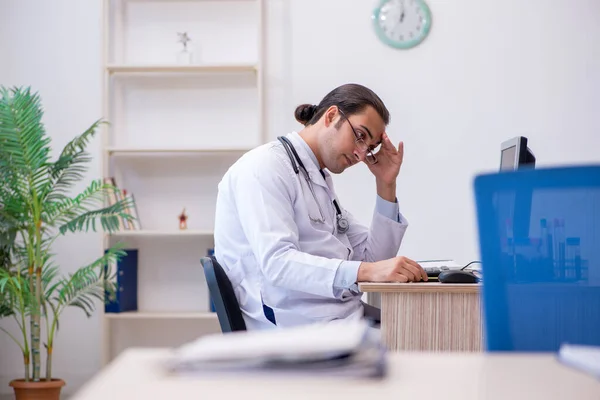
553, 219, 565, 280
565, 237, 581, 281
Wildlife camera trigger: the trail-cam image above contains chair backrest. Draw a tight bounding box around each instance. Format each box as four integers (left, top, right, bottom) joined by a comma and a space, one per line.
201, 256, 247, 333
474, 165, 600, 352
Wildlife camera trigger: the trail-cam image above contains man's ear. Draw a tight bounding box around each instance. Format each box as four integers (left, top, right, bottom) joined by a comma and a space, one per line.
323, 106, 338, 128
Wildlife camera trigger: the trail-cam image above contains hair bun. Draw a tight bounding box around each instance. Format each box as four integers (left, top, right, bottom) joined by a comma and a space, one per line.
294, 104, 318, 125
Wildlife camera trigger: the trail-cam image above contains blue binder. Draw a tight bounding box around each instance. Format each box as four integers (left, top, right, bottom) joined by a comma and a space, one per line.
105, 249, 138, 313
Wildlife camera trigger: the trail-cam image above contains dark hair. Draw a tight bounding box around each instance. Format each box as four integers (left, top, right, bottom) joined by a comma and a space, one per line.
294, 83, 390, 127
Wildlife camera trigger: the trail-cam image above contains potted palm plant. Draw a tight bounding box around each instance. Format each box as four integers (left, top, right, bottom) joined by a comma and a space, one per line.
0, 86, 133, 400
0, 225, 16, 318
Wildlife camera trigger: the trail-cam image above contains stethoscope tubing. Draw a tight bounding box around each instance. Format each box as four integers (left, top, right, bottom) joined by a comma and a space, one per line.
277, 136, 349, 234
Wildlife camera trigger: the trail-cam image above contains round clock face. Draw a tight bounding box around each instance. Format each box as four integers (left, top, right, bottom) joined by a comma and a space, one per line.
372, 0, 432, 49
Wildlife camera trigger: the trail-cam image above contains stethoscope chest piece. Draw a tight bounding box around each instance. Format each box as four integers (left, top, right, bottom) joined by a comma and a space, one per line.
336, 214, 349, 234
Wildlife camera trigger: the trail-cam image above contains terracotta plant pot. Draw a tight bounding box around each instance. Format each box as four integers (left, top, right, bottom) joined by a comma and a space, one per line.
9, 378, 66, 400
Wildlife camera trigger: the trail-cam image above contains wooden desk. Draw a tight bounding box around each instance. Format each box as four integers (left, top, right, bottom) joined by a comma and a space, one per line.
359, 282, 482, 352
71, 348, 600, 400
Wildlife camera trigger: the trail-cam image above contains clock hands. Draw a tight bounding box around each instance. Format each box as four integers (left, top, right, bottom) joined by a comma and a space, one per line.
399, 0, 405, 23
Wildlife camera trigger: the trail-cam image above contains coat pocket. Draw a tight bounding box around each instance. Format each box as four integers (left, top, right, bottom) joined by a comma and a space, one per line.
224, 257, 248, 307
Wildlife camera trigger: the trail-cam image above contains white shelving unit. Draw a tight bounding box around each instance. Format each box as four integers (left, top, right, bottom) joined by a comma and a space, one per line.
100, 0, 265, 365
109, 230, 215, 238
105, 312, 218, 320
107, 147, 254, 155
106, 64, 258, 73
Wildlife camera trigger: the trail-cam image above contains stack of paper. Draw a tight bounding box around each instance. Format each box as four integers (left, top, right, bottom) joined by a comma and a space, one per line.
558, 343, 600, 379
165, 319, 386, 379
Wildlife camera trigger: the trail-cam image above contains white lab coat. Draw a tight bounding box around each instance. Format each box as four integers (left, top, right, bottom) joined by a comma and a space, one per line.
214, 132, 408, 330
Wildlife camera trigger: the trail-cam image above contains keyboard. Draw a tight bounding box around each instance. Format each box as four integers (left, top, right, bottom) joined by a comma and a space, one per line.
424, 266, 450, 278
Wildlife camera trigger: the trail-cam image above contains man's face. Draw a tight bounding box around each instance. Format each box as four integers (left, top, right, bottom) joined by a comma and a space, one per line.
320, 106, 386, 174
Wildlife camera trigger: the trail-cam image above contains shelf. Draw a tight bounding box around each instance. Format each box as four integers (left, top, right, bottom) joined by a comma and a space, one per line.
106, 64, 257, 74
101, 0, 264, 365
105, 311, 218, 320
107, 147, 253, 155
116, 0, 257, 4
108, 230, 214, 237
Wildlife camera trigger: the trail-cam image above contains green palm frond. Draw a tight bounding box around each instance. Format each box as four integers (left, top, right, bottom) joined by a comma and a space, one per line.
46, 153, 91, 202
0, 164, 25, 201
7, 235, 56, 277
0, 268, 27, 318
0, 227, 16, 265
56, 119, 104, 162
0, 246, 10, 271
1, 259, 60, 319
0, 270, 16, 318
46, 120, 104, 202
59, 200, 134, 235
1, 153, 28, 224
0, 194, 29, 225
10, 244, 30, 266
31, 165, 52, 202
42, 265, 62, 303
0, 87, 51, 178
0, 177, 30, 225
45, 180, 135, 234
1, 263, 34, 312
54, 246, 125, 317
45, 180, 123, 228
0, 300, 14, 318
0, 295, 15, 318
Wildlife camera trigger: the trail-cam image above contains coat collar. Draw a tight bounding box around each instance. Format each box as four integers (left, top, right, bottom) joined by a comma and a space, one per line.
286, 132, 329, 189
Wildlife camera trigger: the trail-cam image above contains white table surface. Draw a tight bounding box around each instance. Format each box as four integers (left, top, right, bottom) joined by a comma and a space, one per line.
71, 348, 600, 400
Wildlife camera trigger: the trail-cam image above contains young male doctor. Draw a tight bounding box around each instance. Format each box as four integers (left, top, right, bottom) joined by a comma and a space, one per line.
214, 83, 427, 330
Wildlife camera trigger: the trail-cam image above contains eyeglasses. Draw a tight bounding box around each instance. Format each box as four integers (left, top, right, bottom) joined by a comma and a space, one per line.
338, 109, 378, 164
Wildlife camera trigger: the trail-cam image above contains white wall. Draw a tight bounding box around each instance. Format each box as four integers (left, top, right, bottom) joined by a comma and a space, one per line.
1, 0, 599, 395
0, 0, 105, 394
275, 0, 600, 266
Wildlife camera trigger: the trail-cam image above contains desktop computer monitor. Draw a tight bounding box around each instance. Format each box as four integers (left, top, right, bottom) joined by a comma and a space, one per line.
499, 136, 536, 241
500, 136, 536, 171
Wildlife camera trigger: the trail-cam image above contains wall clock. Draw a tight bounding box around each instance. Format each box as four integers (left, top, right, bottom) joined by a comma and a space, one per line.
372, 0, 432, 49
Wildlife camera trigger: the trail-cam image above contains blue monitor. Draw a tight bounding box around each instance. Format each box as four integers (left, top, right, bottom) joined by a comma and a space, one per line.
474, 166, 600, 351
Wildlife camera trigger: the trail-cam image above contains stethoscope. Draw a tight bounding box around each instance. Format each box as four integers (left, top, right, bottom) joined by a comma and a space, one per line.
277, 136, 349, 234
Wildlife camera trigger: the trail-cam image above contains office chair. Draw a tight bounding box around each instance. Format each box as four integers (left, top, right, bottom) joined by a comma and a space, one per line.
201, 256, 247, 333
474, 165, 600, 352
